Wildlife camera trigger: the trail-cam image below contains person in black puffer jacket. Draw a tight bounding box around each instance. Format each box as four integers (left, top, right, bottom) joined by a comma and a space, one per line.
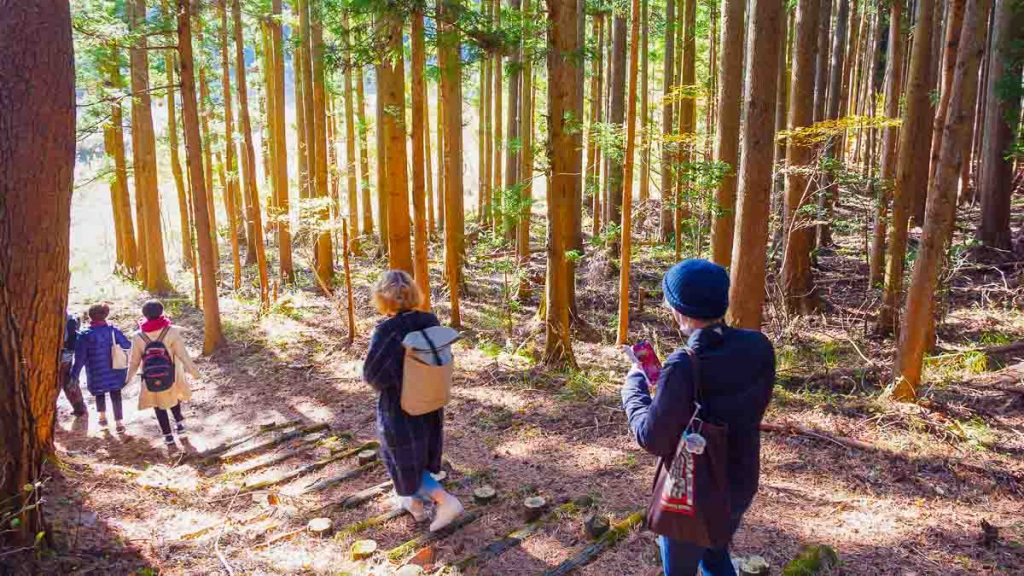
621, 259, 775, 576
363, 270, 464, 532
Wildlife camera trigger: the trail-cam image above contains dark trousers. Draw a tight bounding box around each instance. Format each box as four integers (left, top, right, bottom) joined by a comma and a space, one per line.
94, 391, 123, 420
154, 403, 184, 435
59, 359, 87, 415
657, 502, 750, 576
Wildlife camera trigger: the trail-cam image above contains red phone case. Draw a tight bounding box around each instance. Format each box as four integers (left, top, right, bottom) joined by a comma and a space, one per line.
632, 340, 661, 385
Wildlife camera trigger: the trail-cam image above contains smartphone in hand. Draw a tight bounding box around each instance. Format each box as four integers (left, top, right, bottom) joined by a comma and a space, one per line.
623, 340, 661, 390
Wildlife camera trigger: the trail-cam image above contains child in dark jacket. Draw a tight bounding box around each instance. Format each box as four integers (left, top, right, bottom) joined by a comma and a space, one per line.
363, 270, 463, 532
71, 303, 131, 432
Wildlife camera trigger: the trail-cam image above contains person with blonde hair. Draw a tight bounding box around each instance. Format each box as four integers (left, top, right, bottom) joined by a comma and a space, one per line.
363, 270, 463, 531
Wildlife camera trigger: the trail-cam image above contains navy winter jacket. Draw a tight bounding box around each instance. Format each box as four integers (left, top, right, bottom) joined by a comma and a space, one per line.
621, 324, 775, 509
70, 323, 131, 396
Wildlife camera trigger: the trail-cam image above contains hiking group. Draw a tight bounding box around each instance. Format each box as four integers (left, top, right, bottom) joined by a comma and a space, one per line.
62, 258, 774, 575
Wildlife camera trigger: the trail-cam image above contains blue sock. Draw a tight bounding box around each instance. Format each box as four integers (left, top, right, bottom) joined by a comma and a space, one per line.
415, 470, 443, 499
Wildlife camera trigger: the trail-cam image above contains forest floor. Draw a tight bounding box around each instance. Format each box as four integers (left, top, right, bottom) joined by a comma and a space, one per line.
21, 190, 1024, 575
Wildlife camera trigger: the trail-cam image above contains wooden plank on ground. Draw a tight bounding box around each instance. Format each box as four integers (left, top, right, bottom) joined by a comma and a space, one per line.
538, 511, 644, 576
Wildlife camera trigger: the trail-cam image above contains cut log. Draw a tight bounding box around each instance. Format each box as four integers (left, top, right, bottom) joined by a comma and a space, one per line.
307, 517, 332, 535
395, 566, 424, 576
239, 443, 375, 494
386, 509, 482, 561
357, 449, 378, 465
205, 422, 330, 465
350, 538, 378, 560
737, 555, 770, 576
254, 526, 305, 549
473, 485, 497, 504
540, 511, 645, 576
521, 496, 547, 523
197, 420, 302, 460
334, 508, 406, 539
582, 512, 609, 539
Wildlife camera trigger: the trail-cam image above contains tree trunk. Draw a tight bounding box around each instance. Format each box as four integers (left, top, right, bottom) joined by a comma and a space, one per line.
381, 13, 413, 273
503, 0, 523, 240
218, 0, 243, 289
868, 0, 904, 287
129, 0, 173, 293
103, 53, 139, 276
638, 0, 651, 204
162, 0, 193, 271
617, 0, 642, 345
411, 10, 432, 309
977, 0, 1023, 249
925, 0, 967, 207
295, 32, 309, 204
196, 17, 220, 272
709, 0, 747, 267
425, 72, 436, 238
480, 34, 492, 227
438, 0, 465, 326
517, 0, 534, 268
375, 66, 390, 253
269, 0, 293, 283
342, 15, 359, 244
660, 0, 676, 242
310, 0, 334, 286
0, 0, 74, 542
233, 0, 270, 309
816, 0, 850, 247
877, 0, 936, 334
727, 0, 785, 330
493, 0, 504, 232
812, 0, 833, 123
676, 0, 696, 259
894, 0, 991, 400
178, 0, 226, 354
781, 0, 821, 315
588, 13, 605, 236
356, 65, 374, 236
605, 14, 627, 246
909, 0, 947, 225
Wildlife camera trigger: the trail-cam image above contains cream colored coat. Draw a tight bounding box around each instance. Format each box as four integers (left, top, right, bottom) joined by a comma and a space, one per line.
125, 326, 199, 410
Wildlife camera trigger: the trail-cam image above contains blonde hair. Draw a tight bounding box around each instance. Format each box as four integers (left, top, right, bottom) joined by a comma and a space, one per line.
372, 270, 422, 316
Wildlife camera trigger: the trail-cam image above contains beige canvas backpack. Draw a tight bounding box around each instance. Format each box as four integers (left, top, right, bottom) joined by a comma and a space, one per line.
401, 326, 460, 416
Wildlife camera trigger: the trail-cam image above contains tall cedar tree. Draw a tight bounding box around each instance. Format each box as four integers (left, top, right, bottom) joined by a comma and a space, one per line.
311, 1, 334, 285
517, 0, 535, 268
868, 0, 904, 286
380, 12, 413, 273
178, 0, 226, 354
270, 0, 294, 282
163, 0, 193, 270
411, 9, 432, 308
438, 0, 465, 326
617, 0, 642, 345
878, 0, 935, 333
102, 51, 139, 275
233, 0, 270, 308
675, 0, 695, 259
605, 12, 627, 250
727, 0, 785, 330
894, 0, 991, 400
356, 65, 374, 235
781, 0, 821, 314
816, 0, 849, 247
129, 0, 173, 293
196, 18, 220, 270
544, 0, 580, 367
588, 13, 605, 235
493, 0, 504, 232
638, 0, 651, 202
978, 0, 1023, 248
343, 16, 360, 241
503, 0, 523, 241
219, 0, 243, 288
709, 0, 747, 267
660, 0, 676, 241
0, 0, 74, 542
812, 0, 832, 123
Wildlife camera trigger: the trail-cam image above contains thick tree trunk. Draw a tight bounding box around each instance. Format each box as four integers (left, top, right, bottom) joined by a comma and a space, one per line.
727, 0, 785, 330
0, 0, 74, 543
356, 65, 374, 236
977, 0, 1023, 248
660, 0, 675, 242
233, 0, 270, 308
877, 0, 936, 334
894, 0, 991, 400
770, 7, 793, 256
425, 74, 436, 237
868, 0, 904, 286
196, 19, 220, 271
269, 0, 293, 283
544, 0, 580, 367
438, 0, 465, 326
129, 0, 173, 293
103, 54, 139, 276
310, 1, 333, 286
925, 0, 968, 208
781, 0, 821, 315
504, 0, 523, 240
162, 0, 193, 271
812, 0, 833, 123
218, 0, 243, 289
380, 14, 413, 273
709, 0, 747, 267
617, 0, 642, 345
178, 0, 225, 354
411, 10, 432, 309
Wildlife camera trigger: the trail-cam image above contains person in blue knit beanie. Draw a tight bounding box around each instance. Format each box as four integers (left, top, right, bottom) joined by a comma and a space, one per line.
621, 259, 776, 576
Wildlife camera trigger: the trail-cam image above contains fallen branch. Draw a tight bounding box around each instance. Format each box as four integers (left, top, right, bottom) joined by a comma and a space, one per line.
254, 526, 306, 550
214, 432, 336, 480
198, 420, 302, 460
204, 423, 330, 465
334, 508, 406, 540
239, 441, 378, 494
310, 480, 394, 517
299, 460, 380, 494
539, 511, 645, 576
387, 508, 484, 561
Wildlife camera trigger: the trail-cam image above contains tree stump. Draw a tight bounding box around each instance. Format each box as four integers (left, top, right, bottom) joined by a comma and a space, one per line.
350, 539, 378, 560
737, 555, 770, 576
582, 512, 609, 539
395, 566, 424, 576
307, 517, 332, 536
357, 449, 378, 465
522, 496, 547, 522
473, 485, 497, 504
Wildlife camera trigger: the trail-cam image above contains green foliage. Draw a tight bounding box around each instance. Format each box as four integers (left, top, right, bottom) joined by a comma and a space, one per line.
559, 369, 599, 402
781, 545, 839, 576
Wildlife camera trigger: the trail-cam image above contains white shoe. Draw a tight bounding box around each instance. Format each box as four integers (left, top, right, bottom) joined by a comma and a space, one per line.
399, 496, 428, 522
428, 493, 464, 532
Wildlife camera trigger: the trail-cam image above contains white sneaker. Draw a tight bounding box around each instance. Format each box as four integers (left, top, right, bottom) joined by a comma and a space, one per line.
428, 493, 464, 532
399, 496, 428, 522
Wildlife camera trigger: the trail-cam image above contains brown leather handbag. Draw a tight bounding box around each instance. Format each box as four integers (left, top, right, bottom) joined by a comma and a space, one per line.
646, 348, 733, 548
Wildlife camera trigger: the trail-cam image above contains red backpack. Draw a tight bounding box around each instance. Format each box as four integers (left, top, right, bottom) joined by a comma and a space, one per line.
140, 327, 174, 393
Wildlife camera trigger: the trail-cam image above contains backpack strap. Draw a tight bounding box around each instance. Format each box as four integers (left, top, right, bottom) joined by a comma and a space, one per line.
683, 347, 704, 407
140, 331, 152, 345
419, 329, 444, 366
156, 326, 170, 343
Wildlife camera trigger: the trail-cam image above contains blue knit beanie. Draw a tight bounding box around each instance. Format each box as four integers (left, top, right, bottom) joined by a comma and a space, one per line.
662, 259, 730, 319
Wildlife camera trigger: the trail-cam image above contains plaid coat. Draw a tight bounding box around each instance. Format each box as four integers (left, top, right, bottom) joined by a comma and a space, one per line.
363, 310, 444, 496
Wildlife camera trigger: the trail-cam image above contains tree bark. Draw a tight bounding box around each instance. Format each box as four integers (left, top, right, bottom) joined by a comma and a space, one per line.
196, 17, 220, 272
816, 0, 850, 247
812, 0, 833, 123
342, 15, 359, 244
588, 13, 605, 236
517, 0, 534, 268
178, 0, 225, 354
218, 0, 243, 289
269, 0, 293, 283
356, 65, 374, 236
411, 9, 432, 309
617, 0, 642, 345
438, 0, 465, 326
709, 0, 747, 267
493, 0, 504, 232
727, 0, 785, 330
660, 0, 676, 242
638, 0, 651, 203
0, 0, 74, 542
103, 53, 139, 277
544, 0, 580, 367
380, 13, 413, 274
162, 0, 193, 271
781, 0, 821, 315
877, 0, 936, 334
605, 13, 627, 245
894, 0, 991, 400
504, 0, 523, 240
977, 0, 1023, 249
310, 1, 333, 286
675, 0, 696, 259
